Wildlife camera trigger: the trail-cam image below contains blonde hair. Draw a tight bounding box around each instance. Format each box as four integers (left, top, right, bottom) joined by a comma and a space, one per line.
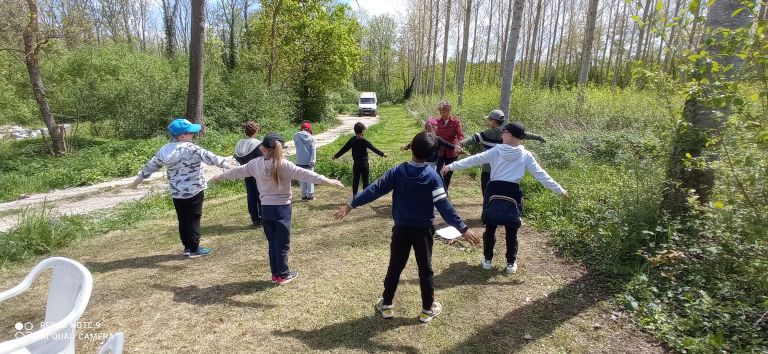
437, 100, 452, 111
267, 143, 284, 185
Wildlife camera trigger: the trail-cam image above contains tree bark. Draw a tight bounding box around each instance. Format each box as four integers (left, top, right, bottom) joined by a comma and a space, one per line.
468, 2, 480, 87
267, 0, 282, 87
440, 0, 452, 98
23, 0, 65, 155
499, 0, 525, 121
525, 0, 542, 83
481, 0, 495, 84
186, 0, 205, 125
576, 0, 599, 111
661, 0, 754, 216
457, 0, 473, 105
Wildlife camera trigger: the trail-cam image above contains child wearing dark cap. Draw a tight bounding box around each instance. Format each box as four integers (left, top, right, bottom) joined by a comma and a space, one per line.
234, 120, 263, 227
211, 133, 344, 284
442, 122, 567, 274
334, 131, 480, 323
130, 118, 233, 258
293, 121, 317, 200
459, 110, 547, 195
332, 122, 387, 196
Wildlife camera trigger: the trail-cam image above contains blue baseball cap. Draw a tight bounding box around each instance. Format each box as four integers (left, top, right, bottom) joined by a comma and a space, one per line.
168, 118, 202, 136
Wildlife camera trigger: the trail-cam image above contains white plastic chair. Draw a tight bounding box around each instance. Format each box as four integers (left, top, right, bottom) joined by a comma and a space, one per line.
0, 257, 93, 354
97, 333, 124, 354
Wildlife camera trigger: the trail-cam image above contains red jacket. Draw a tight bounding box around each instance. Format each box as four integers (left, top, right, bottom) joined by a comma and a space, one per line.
433, 116, 464, 158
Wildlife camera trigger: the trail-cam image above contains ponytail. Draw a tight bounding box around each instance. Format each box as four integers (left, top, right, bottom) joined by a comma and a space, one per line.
269, 143, 284, 185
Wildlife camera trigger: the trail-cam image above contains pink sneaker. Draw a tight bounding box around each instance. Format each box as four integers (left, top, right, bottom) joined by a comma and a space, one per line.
271, 275, 279, 284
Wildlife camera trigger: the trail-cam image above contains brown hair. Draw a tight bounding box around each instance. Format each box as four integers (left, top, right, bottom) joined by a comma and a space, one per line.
243, 120, 260, 137
268, 143, 284, 185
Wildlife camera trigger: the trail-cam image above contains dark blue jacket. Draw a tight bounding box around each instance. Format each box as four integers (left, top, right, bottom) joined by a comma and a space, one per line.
350, 162, 468, 231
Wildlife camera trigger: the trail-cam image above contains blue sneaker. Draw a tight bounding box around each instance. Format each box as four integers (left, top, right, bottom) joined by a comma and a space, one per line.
188, 247, 213, 258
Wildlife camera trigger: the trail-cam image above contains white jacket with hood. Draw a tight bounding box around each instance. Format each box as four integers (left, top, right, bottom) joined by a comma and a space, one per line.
448, 144, 565, 195
136, 142, 232, 199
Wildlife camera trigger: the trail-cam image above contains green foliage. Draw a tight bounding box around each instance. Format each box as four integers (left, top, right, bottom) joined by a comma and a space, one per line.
244, 0, 361, 121
0, 209, 88, 264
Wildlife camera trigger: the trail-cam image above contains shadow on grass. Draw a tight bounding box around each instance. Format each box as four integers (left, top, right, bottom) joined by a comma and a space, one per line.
200, 224, 255, 236
404, 262, 523, 291
85, 254, 183, 273
442, 273, 611, 354
273, 316, 420, 353
153, 280, 275, 309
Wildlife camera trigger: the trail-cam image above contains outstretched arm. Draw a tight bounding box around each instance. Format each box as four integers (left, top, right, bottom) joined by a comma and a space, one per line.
523, 132, 547, 143
333, 138, 354, 159
442, 148, 494, 174
210, 164, 252, 182
130, 153, 164, 188
366, 140, 386, 157
525, 154, 566, 196
334, 167, 396, 219
198, 148, 233, 169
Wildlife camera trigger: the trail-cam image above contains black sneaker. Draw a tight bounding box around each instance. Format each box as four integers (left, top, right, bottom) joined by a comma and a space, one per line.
276, 271, 299, 285
252, 221, 263, 228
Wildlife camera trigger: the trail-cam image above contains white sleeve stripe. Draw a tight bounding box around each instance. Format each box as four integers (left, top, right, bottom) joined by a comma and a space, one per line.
432, 188, 446, 197
433, 194, 447, 202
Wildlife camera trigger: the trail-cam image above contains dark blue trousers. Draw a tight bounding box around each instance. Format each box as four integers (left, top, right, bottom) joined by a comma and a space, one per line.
261, 204, 292, 278
243, 177, 262, 224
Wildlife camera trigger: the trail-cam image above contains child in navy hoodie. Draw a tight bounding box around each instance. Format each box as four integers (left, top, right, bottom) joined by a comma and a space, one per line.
334, 132, 480, 323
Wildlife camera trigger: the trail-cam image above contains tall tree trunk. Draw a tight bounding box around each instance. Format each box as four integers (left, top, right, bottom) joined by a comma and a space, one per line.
526, 0, 543, 83
267, 0, 282, 87
186, 0, 205, 125
533, 5, 546, 83
23, 0, 65, 155
499, 0, 513, 82
661, 0, 753, 216
440, 0, 452, 98
612, 5, 627, 87
457, 0, 473, 105
576, 0, 599, 112
499, 0, 525, 121
430, 0, 441, 95
481, 0, 495, 84
544, 0, 561, 86
634, 0, 652, 61
468, 3, 480, 87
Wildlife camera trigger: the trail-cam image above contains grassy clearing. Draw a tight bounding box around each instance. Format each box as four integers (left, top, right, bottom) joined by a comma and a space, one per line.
0, 105, 662, 353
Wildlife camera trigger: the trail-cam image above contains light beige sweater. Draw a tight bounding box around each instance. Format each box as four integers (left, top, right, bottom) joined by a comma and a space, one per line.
219, 156, 332, 205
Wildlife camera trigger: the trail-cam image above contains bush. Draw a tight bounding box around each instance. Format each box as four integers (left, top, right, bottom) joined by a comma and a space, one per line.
0, 209, 89, 264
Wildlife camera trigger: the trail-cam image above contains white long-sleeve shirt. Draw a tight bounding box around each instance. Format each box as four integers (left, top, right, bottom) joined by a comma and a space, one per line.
448, 144, 565, 195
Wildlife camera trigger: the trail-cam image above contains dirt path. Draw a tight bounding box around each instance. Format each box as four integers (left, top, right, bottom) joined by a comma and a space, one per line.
0, 114, 378, 233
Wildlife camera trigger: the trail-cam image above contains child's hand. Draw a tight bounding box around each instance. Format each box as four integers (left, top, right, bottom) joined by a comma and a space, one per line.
383, 154, 388, 158
128, 177, 141, 189
209, 174, 222, 183
331, 156, 337, 160
461, 228, 481, 245
328, 179, 345, 188
334, 204, 353, 220
440, 165, 451, 176
561, 190, 569, 199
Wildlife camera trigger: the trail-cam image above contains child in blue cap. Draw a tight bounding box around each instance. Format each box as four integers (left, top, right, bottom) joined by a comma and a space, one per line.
130, 118, 232, 258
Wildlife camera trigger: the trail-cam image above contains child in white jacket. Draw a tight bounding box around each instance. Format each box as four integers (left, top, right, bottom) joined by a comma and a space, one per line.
441, 122, 568, 274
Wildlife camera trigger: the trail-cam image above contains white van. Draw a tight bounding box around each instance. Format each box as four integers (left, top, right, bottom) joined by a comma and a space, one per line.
358, 92, 377, 116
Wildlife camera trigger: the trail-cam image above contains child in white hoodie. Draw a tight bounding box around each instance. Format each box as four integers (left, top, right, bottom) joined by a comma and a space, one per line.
441, 122, 568, 274
130, 118, 233, 258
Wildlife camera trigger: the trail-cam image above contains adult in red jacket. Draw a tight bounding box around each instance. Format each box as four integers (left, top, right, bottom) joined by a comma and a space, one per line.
432, 100, 464, 191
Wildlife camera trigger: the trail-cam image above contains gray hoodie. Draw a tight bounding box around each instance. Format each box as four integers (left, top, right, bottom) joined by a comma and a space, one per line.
293, 130, 316, 166
136, 142, 232, 199
448, 144, 565, 195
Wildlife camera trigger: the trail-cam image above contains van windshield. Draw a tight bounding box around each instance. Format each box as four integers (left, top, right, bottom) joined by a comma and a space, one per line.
360, 98, 376, 104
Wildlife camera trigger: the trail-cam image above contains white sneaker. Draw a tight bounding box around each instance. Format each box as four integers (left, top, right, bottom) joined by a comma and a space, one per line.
419, 301, 442, 323
481, 259, 492, 270
506, 262, 518, 274
375, 298, 394, 319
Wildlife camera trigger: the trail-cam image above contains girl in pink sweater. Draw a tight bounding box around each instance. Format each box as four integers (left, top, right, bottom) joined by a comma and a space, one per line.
211, 133, 343, 284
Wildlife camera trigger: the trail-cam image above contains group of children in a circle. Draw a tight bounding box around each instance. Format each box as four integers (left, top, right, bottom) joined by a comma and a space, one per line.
130, 100, 567, 323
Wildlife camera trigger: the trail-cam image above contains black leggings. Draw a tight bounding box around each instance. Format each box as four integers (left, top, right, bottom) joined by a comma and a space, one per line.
435, 156, 458, 191
172, 191, 204, 252
382, 225, 435, 310
483, 224, 519, 264
352, 160, 370, 196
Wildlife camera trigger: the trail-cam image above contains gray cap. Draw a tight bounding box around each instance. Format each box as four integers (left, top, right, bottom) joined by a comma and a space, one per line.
486, 109, 505, 122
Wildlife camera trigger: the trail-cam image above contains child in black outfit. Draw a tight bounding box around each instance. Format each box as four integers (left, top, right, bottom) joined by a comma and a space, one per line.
402, 118, 462, 170
334, 132, 480, 323
332, 122, 387, 196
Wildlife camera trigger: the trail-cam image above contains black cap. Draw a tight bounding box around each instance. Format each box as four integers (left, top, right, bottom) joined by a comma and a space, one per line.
262, 133, 285, 149
504, 122, 526, 139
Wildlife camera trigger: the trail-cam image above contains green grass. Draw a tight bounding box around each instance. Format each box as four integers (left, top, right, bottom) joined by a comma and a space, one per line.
0, 105, 661, 352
